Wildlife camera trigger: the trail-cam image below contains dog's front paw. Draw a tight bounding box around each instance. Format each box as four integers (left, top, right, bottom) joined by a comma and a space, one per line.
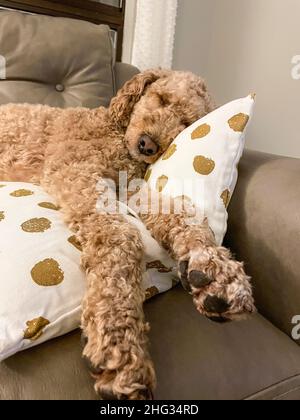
81, 334, 155, 400
178, 246, 256, 322
93, 368, 154, 401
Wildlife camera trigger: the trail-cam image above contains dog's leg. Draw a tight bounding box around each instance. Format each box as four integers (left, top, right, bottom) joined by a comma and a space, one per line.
79, 213, 155, 400
140, 211, 256, 322
40, 149, 155, 399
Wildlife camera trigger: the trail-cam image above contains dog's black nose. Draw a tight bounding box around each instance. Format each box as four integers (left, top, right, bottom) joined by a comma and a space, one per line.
138, 135, 158, 156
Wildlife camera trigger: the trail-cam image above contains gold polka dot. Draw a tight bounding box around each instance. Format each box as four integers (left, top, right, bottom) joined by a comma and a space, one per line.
0, 211, 4, 222
38, 202, 60, 211
193, 156, 215, 175
191, 123, 211, 140
144, 168, 152, 182
21, 218, 51, 233
221, 189, 231, 208
250, 93, 256, 100
23, 317, 50, 341
68, 235, 82, 252
145, 286, 160, 301
10, 189, 34, 197
0, 184, 6, 188
146, 260, 172, 273
156, 175, 168, 192
162, 144, 177, 160
228, 113, 249, 132
31, 258, 64, 286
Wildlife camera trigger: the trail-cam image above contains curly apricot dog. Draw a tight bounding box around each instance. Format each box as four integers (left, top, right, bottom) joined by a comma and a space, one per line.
0, 69, 255, 399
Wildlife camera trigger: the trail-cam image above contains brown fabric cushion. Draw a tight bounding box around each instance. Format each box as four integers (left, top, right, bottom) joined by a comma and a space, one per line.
1, 286, 300, 400
146, 286, 300, 400
225, 150, 300, 345
0, 11, 114, 108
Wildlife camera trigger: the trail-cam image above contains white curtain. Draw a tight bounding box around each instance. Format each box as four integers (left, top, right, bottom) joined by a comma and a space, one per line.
131, 0, 178, 70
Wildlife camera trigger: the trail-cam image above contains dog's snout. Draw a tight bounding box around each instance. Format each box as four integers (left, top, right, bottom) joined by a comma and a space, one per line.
138, 135, 158, 156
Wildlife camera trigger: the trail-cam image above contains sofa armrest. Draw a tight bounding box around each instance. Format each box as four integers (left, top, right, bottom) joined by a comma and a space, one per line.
225, 150, 300, 344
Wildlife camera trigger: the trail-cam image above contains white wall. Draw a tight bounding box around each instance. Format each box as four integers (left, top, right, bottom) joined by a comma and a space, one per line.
122, 0, 137, 64
173, 0, 300, 158
173, 0, 216, 76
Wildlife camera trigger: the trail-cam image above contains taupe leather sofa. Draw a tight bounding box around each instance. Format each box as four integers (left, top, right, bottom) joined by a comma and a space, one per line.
1, 10, 300, 401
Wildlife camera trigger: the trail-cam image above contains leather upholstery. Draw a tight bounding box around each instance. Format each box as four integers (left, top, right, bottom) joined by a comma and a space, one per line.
146, 287, 300, 400
0, 11, 114, 108
225, 150, 300, 345
1, 286, 300, 400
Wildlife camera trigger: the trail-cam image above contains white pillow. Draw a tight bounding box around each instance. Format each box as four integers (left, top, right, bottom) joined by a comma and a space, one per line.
0, 182, 178, 361
144, 95, 255, 245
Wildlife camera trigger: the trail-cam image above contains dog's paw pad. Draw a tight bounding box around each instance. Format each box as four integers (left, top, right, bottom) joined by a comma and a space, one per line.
189, 270, 212, 288
139, 388, 154, 400
98, 389, 119, 400
179, 261, 213, 291
204, 295, 230, 314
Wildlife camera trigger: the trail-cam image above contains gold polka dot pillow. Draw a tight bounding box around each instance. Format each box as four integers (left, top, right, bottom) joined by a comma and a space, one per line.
145, 95, 255, 245
0, 182, 178, 360
0, 182, 87, 360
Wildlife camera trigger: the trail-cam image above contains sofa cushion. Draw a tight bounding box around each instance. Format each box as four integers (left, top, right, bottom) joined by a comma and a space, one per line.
0, 11, 114, 108
1, 286, 300, 400
147, 287, 300, 400
225, 150, 300, 346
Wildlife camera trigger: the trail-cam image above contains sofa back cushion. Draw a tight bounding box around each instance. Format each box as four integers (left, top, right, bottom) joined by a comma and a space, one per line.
0, 11, 115, 108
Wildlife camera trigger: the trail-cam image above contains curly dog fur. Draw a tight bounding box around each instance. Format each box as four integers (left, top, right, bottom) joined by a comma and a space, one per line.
0, 69, 255, 399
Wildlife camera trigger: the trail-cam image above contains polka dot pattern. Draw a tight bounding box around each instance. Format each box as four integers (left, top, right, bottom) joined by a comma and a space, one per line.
10, 189, 34, 197
144, 94, 255, 245
23, 317, 50, 341
156, 175, 168, 192
68, 235, 83, 251
144, 168, 152, 182
193, 156, 215, 175
31, 258, 64, 286
191, 123, 211, 140
221, 189, 231, 208
146, 260, 172, 273
145, 286, 160, 301
38, 202, 60, 211
228, 113, 249, 132
0, 181, 178, 361
162, 144, 177, 160
21, 217, 51, 233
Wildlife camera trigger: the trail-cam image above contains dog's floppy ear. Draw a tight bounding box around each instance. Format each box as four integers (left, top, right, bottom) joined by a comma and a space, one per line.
109, 69, 167, 129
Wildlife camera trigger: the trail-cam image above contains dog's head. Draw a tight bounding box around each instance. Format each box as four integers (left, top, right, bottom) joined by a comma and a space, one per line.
109, 69, 215, 164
